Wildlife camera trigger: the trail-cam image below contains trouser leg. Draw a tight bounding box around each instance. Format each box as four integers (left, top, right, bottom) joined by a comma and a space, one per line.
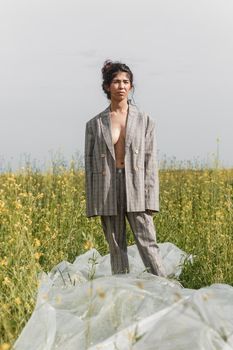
126, 211, 167, 277
100, 169, 129, 274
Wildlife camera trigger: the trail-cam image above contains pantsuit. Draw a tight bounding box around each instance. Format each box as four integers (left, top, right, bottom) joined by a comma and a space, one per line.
85, 99, 167, 277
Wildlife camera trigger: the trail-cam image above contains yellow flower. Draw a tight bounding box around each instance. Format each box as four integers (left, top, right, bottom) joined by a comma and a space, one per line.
25, 302, 32, 311
34, 252, 43, 260
15, 297, 21, 305
3, 277, 11, 286
37, 193, 44, 199
0, 257, 8, 266
96, 287, 106, 299
84, 240, 94, 250
2, 304, 9, 311
0, 200, 5, 209
0, 343, 11, 350
15, 200, 22, 210
215, 210, 224, 220
34, 238, 41, 247
202, 292, 212, 301
45, 224, 50, 232
14, 222, 21, 229
136, 281, 144, 289
19, 192, 28, 198
8, 174, 16, 182
55, 295, 62, 304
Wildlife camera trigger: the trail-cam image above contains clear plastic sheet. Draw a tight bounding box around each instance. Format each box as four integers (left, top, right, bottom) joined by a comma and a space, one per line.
13, 243, 233, 350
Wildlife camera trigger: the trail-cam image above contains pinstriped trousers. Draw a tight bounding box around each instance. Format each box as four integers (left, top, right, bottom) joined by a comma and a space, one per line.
100, 168, 167, 277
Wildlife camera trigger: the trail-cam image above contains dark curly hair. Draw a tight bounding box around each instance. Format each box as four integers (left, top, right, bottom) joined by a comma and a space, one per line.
101, 59, 135, 100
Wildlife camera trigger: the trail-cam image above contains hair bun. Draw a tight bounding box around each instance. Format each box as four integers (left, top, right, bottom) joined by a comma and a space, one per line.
101, 59, 113, 75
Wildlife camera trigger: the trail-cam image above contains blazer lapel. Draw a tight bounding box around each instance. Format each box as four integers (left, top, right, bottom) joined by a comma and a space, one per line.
125, 102, 139, 149
100, 100, 139, 160
100, 105, 115, 160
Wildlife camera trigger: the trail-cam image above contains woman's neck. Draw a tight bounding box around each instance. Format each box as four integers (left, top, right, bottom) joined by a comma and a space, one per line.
110, 99, 129, 113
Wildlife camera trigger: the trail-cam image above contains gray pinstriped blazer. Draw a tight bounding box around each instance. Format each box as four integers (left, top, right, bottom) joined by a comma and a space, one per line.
84, 100, 159, 218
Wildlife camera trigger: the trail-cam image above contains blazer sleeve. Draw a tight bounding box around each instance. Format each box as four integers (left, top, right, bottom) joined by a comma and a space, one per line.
84, 121, 95, 216
144, 116, 160, 212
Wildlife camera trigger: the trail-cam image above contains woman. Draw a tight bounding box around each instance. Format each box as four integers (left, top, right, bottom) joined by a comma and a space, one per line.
85, 59, 166, 277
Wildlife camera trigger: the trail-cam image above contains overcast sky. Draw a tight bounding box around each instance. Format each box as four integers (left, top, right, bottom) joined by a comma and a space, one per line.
0, 0, 233, 171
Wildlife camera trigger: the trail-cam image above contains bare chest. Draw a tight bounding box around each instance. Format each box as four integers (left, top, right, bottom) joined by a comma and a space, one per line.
110, 113, 127, 145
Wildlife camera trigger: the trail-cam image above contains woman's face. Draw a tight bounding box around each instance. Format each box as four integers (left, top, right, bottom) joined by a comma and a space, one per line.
106, 71, 132, 101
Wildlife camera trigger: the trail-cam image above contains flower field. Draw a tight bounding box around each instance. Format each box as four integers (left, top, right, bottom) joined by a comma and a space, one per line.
0, 162, 233, 348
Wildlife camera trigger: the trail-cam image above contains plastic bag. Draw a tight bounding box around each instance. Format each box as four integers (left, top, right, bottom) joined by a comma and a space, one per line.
14, 243, 233, 350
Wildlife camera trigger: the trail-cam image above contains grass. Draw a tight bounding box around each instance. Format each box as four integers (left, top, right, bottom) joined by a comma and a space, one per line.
0, 158, 233, 348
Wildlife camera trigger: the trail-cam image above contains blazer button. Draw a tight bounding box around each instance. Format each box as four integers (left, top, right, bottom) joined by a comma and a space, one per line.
134, 166, 138, 171
101, 153, 106, 157
135, 149, 139, 154
102, 171, 106, 175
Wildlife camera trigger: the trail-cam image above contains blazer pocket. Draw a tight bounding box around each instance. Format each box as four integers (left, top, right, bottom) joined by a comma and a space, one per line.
92, 153, 107, 174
